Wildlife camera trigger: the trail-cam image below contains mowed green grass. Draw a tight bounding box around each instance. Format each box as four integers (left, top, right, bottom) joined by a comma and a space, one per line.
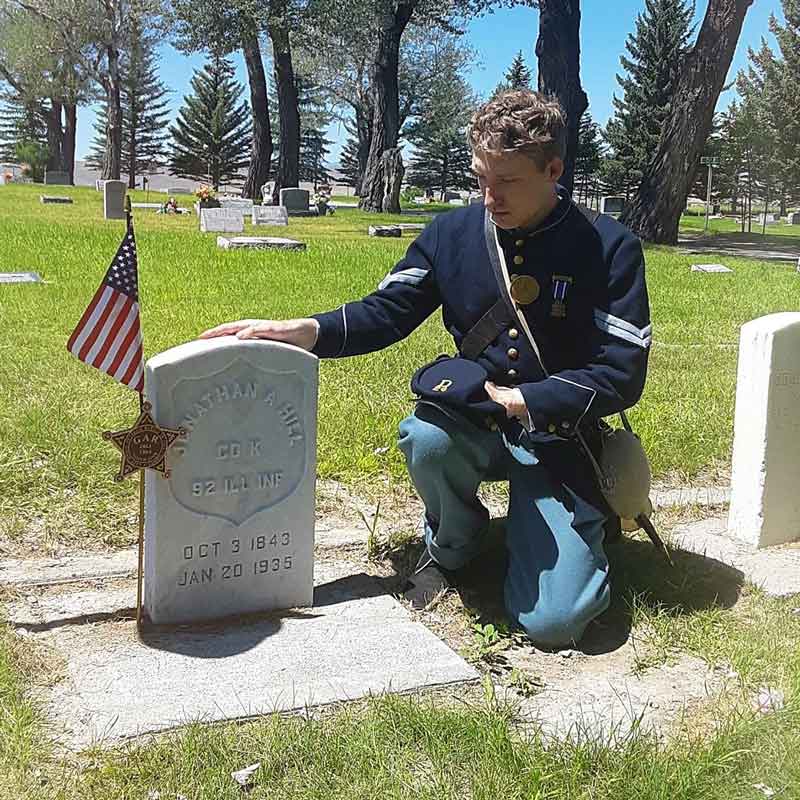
2, 183, 800, 546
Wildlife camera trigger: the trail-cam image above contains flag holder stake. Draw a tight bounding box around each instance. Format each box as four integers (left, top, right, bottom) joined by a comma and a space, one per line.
96, 198, 187, 632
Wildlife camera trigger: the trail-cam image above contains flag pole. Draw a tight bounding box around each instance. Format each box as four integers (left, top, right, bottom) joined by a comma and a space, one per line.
126, 195, 147, 630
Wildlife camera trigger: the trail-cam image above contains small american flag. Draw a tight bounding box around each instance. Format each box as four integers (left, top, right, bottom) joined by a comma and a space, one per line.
67, 225, 144, 392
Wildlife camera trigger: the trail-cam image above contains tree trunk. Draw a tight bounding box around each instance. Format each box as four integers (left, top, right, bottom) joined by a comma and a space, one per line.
63, 102, 77, 184
45, 99, 65, 173
354, 101, 373, 196
382, 147, 404, 213
535, 0, 588, 196
102, 42, 123, 180
241, 22, 273, 201
621, 0, 755, 244
359, 2, 418, 213
269, 0, 300, 201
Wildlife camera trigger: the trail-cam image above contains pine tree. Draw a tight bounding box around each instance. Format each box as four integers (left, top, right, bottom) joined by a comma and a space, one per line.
296, 75, 333, 187
405, 73, 476, 197
491, 50, 533, 97
86, 23, 171, 187
0, 91, 47, 162
574, 111, 603, 205
169, 55, 251, 189
338, 126, 361, 189
604, 0, 694, 192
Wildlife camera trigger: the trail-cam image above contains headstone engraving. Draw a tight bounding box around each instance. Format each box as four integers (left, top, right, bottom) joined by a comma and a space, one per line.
143, 339, 318, 624
103, 180, 127, 220
44, 170, 70, 185
252, 205, 289, 226
728, 313, 800, 548
217, 236, 306, 251
200, 208, 244, 233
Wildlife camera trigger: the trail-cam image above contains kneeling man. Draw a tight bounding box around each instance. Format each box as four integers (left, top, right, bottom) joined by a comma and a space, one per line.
200, 90, 651, 649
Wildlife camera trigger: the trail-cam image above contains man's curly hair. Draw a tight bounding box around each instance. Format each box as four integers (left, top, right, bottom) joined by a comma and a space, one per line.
468, 90, 567, 169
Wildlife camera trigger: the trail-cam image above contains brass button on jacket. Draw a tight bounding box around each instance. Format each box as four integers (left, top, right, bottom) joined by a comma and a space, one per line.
508, 328, 519, 339
513, 254, 524, 266
507, 368, 518, 379
507, 348, 519, 360
515, 239, 525, 248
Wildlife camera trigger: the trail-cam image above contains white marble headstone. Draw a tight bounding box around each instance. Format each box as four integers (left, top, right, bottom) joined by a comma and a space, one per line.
220, 197, 255, 217
252, 205, 289, 226
728, 313, 800, 548
143, 338, 318, 625
199, 208, 244, 233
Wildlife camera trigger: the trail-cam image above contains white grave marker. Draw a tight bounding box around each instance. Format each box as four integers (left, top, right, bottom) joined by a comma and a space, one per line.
0, 272, 42, 284
217, 236, 306, 251
143, 338, 317, 624
728, 313, 800, 548
691, 263, 733, 273
200, 208, 244, 233
220, 197, 255, 217
252, 205, 289, 226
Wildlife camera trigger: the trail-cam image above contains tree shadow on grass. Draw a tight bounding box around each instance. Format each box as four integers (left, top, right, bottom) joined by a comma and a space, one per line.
386, 518, 745, 656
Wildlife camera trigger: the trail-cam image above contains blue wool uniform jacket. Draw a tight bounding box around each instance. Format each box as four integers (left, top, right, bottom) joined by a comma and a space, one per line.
311, 194, 651, 505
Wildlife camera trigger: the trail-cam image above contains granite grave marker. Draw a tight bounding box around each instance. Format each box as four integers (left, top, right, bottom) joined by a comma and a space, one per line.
200, 208, 244, 233
104, 180, 127, 220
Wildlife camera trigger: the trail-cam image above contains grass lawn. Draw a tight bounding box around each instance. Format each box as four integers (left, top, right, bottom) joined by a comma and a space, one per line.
1, 184, 800, 797
680, 213, 800, 237
2, 184, 800, 548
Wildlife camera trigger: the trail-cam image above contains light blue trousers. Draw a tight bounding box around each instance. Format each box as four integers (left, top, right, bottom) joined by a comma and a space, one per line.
398, 403, 611, 648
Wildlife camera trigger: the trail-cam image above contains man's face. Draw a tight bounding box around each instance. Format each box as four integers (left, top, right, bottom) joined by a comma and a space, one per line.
471, 149, 564, 230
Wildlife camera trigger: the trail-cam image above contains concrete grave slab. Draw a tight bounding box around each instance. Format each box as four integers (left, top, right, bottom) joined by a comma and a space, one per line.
369, 226, 402, 237
9, 560, 478, 750
143, 339, 317, 625
0, 272, 42, 284
131, 203, 163, 209
691, 263, 733, 273
729, 313, 800, 547
40, 196, 72, 204
395, 223, 427, 232
670, 515, 800, 596
217, 236, 306, 251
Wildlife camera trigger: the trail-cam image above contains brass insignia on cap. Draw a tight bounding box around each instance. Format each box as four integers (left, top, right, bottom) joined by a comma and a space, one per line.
510, 275, 540, 305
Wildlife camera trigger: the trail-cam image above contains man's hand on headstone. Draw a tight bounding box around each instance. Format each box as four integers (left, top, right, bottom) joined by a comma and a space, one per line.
484, 381, 528, 422
198, 318, 320, 351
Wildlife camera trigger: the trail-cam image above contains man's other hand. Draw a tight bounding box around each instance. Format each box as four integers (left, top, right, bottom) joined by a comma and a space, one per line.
485, 381, 528, 423
198, 318, 320, 352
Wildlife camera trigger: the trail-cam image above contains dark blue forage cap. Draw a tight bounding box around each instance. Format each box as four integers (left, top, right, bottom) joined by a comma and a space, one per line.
410, 356, 506, 421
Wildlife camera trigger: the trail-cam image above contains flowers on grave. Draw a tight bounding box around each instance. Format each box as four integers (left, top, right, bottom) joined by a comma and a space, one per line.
195, 184, 220, 208
3, 172, 12, 183
311, 187, 333, 216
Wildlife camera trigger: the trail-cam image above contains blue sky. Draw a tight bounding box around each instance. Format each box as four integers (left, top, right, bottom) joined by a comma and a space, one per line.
76, 1, 786, 164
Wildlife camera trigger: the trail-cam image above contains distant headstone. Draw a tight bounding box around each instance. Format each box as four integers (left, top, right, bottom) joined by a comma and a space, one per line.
200, 208, 244, 233
758, 212, 777, 225
103, 180, 127, 220
728, 313, 800, 548
0, 272, 42, 284
143, 338, 318, 625
40, 195, 72, 204
600, 196, 625, 216
252, 206, 289, 226
368, 225, 401, 238
95, 179, 106, 192
44, 170, 70, 185
219, 197, 255, 217
217, 236, 306, 251
279, 188, 317, 217
691, 263, 733, 273
787, 212, 800, 226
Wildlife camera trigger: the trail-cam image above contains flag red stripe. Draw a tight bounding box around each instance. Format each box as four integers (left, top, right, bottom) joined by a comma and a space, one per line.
77, 291, 122, 361
66, 284, 106, 353
108, 314, 141, 378
90, 296, 134, 369
119, 341, 143, 388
